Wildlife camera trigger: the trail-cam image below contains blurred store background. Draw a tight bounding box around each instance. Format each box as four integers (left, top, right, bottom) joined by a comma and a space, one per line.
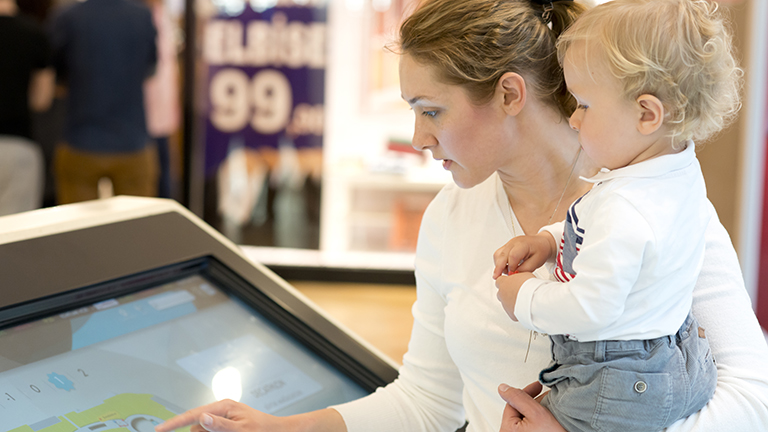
7, 0, 768, 342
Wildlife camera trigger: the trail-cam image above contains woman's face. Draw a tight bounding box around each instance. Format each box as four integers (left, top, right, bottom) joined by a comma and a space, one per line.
399, 55, 509, 188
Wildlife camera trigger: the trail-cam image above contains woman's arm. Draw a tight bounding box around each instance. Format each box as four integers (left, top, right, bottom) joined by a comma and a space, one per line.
334, 186, 466, 431
157, 188, 466, 432
665, 206, 768, 430
154, 401, 345, 432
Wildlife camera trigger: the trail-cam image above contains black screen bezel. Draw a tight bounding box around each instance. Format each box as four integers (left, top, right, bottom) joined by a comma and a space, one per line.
0, 208, 399, 394
0, 256, 390, 393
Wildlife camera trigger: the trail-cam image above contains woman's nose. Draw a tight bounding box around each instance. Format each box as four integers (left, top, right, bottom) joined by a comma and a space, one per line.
411, 125, 436, 152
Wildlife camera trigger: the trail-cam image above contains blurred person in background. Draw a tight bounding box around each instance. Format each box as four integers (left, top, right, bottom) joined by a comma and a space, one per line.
143, 0, 181, 200
16, 0, 51, 22
0, 0, 54, 216
50, 0, 158, 204
16, 0, 63, 208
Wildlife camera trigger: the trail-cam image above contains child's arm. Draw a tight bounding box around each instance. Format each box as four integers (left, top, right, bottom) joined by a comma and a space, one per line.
514, 196, 653, 338
495, 272, 537, 322
492, 232, 557, 279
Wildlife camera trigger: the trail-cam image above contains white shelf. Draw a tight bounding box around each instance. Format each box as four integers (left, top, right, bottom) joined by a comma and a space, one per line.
240, 245, 416, 271
322, 165, 448, 255
317, 0, 450, 258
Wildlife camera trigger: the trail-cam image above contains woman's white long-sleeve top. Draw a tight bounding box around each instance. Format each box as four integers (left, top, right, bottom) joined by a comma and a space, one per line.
333, 172, 768, 432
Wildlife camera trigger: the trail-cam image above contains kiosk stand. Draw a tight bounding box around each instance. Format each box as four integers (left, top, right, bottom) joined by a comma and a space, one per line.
0, 197, 398, 432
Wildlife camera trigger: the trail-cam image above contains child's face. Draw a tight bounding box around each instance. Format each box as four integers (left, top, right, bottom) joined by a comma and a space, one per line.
563, 43, 663, 170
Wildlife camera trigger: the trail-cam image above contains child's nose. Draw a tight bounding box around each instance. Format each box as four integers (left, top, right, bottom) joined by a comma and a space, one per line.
569, 112, 581, 132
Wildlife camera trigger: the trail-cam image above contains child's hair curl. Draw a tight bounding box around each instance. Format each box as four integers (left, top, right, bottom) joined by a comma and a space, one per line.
557, 0, 743, 145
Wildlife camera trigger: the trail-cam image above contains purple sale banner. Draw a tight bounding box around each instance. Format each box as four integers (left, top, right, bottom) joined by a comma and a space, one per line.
202, 4, 327, 177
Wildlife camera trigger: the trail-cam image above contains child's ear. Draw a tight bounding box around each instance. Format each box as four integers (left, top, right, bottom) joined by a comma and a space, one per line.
498, 72, 526, 116
636, 94, 665, 135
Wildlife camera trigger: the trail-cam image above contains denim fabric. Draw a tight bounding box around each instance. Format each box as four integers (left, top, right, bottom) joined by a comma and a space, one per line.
539, 313, 717, 432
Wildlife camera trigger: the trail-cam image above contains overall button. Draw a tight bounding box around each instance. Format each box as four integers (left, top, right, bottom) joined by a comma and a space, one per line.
634, 381, 648, 393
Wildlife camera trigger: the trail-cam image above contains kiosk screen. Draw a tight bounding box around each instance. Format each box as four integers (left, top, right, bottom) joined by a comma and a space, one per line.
0, 264, 368, 432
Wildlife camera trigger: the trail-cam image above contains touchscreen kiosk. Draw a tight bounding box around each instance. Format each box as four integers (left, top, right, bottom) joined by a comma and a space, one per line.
0, 197, 399, 432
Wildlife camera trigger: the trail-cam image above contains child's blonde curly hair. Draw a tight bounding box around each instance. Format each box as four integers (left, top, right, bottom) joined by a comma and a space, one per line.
557, 0, 743, 145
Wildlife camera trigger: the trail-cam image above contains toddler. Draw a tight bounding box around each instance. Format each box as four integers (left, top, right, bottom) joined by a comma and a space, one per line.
492, 0, 742, 431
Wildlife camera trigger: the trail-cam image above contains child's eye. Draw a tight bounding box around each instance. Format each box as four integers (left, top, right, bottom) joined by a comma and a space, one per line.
421, 110, 438, 117
577, 103, 589, 110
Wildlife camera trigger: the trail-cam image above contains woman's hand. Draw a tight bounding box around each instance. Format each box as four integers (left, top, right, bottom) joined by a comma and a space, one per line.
498, 382, 565, 432
154, 399, 346, 432
154, 399, 285, 432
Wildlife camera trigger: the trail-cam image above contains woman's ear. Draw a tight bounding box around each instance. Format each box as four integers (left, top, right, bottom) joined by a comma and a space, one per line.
636, 94, 665, 135
498, 72, 526, 116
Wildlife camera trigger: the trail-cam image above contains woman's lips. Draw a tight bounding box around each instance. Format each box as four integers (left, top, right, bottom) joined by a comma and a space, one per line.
442, 159, 452, 170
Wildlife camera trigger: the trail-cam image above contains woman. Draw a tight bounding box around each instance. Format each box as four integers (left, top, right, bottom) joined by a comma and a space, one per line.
156, 1, 768, 431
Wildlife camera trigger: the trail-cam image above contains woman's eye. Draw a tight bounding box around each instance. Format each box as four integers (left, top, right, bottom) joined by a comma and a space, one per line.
577, 104, 588, 110
421, 110, 438, 117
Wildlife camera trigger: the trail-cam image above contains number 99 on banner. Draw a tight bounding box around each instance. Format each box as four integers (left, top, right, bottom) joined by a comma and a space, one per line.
209, 68, 324, 137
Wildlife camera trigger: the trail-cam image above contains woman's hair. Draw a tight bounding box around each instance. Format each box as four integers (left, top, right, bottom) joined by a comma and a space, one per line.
398, 0, 587, 119
556, 0, 743, 144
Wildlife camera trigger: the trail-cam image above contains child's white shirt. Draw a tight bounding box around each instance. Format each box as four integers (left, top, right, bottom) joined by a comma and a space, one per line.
516, 142, 708, 341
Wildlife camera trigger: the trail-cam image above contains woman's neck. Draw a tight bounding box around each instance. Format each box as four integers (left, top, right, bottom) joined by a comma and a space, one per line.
498, 113, 596, 235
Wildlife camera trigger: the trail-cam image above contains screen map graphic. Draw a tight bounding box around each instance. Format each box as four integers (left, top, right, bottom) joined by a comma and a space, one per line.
8, 393, 187, 432
47, 374, 74, 393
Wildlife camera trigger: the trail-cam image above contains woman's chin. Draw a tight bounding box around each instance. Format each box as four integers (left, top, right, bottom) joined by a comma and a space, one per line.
451, 173, 480, 189
450, 167, 499, 189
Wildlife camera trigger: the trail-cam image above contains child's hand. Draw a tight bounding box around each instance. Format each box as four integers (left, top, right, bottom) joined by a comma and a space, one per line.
492, 233, 555, 279
495, 272, 536, 321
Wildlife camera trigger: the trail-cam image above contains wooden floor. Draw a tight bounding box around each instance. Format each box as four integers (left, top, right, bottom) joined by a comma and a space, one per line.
290, 281, 416, 365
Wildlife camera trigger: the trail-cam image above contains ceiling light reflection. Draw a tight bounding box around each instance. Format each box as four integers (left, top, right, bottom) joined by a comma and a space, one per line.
211, 366, 243, 402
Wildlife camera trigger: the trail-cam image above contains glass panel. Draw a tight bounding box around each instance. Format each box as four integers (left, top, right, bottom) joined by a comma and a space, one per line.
0, 273, 366, 432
